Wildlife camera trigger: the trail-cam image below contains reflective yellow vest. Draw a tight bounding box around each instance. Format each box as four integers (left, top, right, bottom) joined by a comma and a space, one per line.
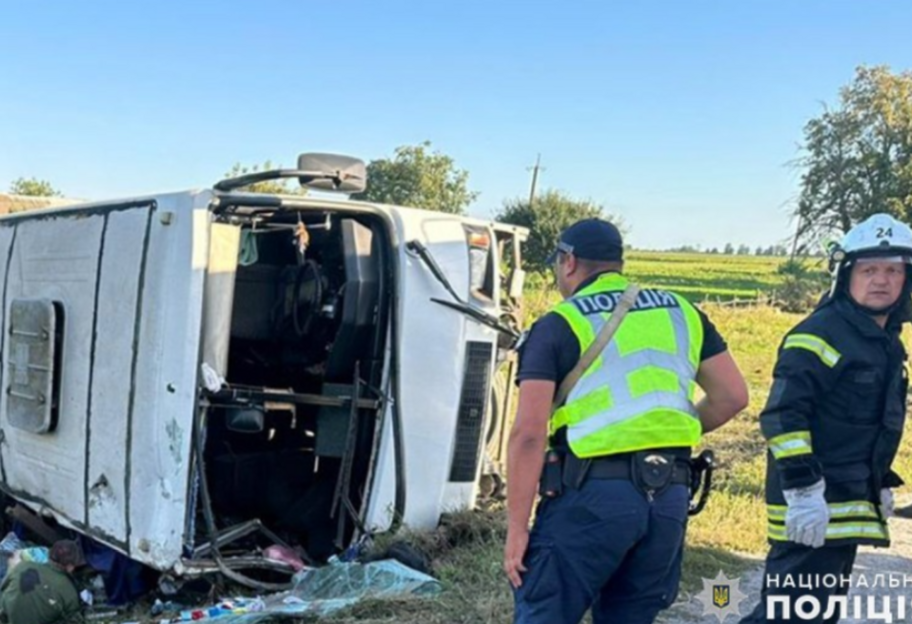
550, 273, 704, 457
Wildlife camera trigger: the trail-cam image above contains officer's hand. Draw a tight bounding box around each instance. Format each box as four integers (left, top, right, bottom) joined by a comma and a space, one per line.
503, 527, 529, 589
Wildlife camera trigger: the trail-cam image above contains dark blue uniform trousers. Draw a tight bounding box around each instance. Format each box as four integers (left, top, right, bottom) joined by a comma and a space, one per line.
740, 543, 857, 624
513, 479, 689, 624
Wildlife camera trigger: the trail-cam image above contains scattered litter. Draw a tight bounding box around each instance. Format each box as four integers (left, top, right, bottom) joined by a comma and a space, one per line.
0, 531, 27, 579
0, 530, 439, 623
127, 559, 440, 623
165, 597, 265, 622
329, 534, 372, 564
188, 559, 442, 622
2, 545, 49, 579
290, 558, 441, 601
18, 546, 49, 563
263, 545, 306, 572
0, 532, 27, 554
201, 363, 226, 392
81, 536, 149, 605
158, 577, 180, 596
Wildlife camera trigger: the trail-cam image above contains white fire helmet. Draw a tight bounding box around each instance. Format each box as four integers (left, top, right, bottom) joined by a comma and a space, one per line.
838, 213, 912, 258
828, 213, 912, 298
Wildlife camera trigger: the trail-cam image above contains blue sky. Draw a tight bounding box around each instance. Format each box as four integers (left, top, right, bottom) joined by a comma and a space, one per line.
2, 1, 910, 250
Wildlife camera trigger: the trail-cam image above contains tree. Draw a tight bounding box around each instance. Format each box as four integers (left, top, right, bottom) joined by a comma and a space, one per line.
736, 244, 751, 255
222, 161, 306, 195
351, 142, 477, 214
9, 177, 61, 197
495, 189, 627, 271
723, 243, 735, 255
795, 65, 912, 243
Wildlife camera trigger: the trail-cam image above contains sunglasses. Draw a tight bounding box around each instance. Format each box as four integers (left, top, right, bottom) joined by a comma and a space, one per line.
548, 241, 575, 265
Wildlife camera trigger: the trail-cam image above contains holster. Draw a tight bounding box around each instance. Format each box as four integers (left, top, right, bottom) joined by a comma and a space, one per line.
688, 450, 715, 516
539, 449, 565, 498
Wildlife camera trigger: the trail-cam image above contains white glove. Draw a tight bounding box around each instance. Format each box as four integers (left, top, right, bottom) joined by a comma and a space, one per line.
783, 480, 829, 548
881, 488, 895, 518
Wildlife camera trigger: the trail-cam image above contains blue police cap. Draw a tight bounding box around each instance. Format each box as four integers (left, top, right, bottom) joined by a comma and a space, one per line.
546, 219, 624, 264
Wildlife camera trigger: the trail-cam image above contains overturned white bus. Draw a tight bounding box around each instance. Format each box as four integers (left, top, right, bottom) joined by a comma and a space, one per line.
0, 154, 527, 586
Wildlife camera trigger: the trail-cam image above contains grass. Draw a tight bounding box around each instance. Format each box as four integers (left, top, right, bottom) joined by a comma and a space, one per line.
525, 250, 826, 306
626, 251, 824, 302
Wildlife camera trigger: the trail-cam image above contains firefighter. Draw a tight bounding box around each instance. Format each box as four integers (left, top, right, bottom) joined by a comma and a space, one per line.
740, 213, 912, 624
504, 219, 749, 624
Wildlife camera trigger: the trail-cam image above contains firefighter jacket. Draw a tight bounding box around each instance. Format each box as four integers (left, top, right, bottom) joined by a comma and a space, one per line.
761, 296, 908, 547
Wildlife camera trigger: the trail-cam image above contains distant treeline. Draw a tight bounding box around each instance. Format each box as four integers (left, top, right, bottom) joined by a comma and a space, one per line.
660, 244, 824, 257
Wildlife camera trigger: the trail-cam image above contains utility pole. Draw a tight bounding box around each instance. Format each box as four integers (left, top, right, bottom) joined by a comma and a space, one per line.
789, 212, 803, 261
527, 154, 544, 206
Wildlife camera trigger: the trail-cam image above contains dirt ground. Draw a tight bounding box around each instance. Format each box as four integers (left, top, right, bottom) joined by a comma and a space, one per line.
663, 498, 912, 623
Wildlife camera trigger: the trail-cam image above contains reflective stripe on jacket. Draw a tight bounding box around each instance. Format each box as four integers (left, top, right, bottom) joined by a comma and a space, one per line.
761, 297, 908, 547
550, 273, 704, 458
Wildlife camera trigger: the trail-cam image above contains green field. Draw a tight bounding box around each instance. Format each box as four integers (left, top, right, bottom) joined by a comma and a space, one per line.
625, 251, 818, 301
522, 251, 826, 326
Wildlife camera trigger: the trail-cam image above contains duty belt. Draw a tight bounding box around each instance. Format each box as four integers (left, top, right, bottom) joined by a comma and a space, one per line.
561, 451, 691, 490
553, 449, 714, 515
585, 456, 691, 484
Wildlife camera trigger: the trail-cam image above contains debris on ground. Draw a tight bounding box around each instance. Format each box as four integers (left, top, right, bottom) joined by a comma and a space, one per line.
0, 531, 45, 579
0, 529, 441, 623
132, 559, 441, 623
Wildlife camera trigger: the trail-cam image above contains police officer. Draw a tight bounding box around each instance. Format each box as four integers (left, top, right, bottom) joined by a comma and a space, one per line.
504, 219, 749, 624
740, 213, 912, 624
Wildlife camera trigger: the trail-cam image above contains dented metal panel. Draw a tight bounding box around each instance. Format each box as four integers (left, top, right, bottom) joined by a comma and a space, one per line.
86, 207, 154, 542
0, 215, 105, 524
126, 194, 210, 567
6, 299, 58, 434
0, 193, 210, 571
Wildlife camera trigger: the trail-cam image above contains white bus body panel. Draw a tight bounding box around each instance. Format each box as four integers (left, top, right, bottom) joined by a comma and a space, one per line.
0, 192, 210, 569
363, 207, 499, 532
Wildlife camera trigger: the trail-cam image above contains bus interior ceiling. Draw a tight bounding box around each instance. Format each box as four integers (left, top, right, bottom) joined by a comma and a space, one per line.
201, 208, 389, 562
